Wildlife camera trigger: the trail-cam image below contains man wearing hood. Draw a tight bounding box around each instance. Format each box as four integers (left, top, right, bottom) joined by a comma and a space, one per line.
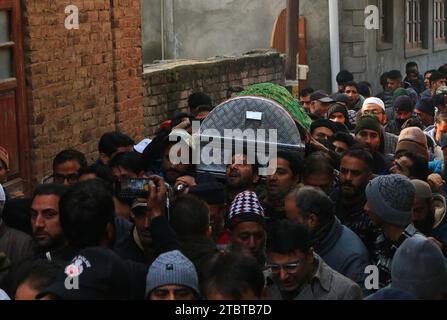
425, 111, 447, 149
354, 115, 393, 174
385, 96, 415, 136
410, 180, 447, 256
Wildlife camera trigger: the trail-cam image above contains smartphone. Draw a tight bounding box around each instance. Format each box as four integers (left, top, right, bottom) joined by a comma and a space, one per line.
116, 178, 155, 199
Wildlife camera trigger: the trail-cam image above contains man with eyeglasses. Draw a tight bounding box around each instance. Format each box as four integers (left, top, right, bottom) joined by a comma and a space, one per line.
361, 98, 387, 125
265, 220, 363, 300
50, 149, 87, 186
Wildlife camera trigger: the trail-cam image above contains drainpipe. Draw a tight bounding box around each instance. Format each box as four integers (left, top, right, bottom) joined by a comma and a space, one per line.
161, 0, 165, 60
328, 0, 341, 93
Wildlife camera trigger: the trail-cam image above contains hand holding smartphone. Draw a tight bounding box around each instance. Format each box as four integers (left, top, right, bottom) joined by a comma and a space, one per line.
146, 175, 167, 218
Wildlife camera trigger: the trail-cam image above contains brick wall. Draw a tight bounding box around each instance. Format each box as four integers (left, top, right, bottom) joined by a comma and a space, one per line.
142, 50, 286, 136
111, 0, 144, 140
22, 0, 144, 183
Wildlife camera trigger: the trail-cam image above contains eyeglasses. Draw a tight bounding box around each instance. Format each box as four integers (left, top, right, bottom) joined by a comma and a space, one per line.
52, 173, 79, 184
266, 259, 303, 274
362, 109, 384, 116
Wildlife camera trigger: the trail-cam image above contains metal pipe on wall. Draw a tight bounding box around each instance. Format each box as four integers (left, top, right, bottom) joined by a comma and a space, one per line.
161, 0, 165, 60
329, 0, 341, 93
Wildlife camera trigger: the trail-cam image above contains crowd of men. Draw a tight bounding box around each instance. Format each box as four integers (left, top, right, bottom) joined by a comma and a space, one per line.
1, 62, 447, 300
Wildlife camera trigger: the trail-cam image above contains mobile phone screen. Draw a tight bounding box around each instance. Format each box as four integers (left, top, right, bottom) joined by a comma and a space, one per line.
119, 178, 154, 198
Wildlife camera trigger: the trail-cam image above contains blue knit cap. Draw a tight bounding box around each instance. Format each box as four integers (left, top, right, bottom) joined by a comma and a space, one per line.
415, 99, 435, 117
145, 250, 200, 297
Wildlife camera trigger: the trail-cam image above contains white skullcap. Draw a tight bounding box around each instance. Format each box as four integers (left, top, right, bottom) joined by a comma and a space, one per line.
363, 97, 386, 111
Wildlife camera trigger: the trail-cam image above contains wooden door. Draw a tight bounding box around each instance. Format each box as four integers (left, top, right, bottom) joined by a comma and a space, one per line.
270, 9, 308, 89
0, 0, 30, 193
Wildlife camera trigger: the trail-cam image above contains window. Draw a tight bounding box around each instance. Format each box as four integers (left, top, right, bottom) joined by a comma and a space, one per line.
406, 0, 423, 48
379, 0, 393, 44
434, 0, 447, 45
0, 10, 13, 80
406, 0, 428, 50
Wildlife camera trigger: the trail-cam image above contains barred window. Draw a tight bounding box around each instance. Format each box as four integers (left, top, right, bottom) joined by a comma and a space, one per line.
406, 0, 423, 48
434, 0, 446, 44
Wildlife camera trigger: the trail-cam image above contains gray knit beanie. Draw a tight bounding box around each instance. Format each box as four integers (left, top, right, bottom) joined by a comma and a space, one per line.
145, 250, 199, 297
391, 234, 447, 299
365, 174, 415, 227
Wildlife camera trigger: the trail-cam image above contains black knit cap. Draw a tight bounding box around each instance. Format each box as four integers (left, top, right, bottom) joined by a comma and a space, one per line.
310, 119, 338, 135
393, 96, 414, 112
327, 103, 349, 121
355, 115, 381, 135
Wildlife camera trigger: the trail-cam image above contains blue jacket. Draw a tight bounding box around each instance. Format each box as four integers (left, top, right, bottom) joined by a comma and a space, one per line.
429, 160, 443, 174
314, 217, 371, 290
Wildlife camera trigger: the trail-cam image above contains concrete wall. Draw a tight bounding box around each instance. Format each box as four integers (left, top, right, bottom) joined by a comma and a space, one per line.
300, 0, 332, 92
141, 0, 286, 63
142, 0, 447, 94
341, 0, 447, 94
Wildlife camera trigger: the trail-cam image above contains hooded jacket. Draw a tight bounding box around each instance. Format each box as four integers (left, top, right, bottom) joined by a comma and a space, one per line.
432, 193, 447, 244
424, 125, 444, 161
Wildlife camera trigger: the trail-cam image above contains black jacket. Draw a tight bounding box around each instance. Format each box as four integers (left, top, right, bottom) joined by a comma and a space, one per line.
114, 215, 180, 265
178, 235, 219, 281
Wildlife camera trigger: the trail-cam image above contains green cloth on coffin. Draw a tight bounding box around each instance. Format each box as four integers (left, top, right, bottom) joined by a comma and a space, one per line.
237, 83, 312, 131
